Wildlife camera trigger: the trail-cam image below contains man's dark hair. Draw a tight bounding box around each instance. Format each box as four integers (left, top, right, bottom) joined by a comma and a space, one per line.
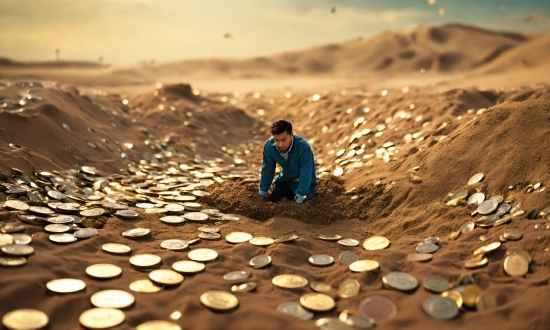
270, 119, 292, 135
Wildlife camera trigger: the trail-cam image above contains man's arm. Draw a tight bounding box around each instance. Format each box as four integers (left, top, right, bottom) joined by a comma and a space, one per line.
259, 144, 276, 196
295, 143, 314, 200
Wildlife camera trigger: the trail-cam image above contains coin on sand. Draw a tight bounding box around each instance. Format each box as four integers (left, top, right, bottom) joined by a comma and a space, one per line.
74, 228, 98, 239
363, 236, 390, 251
441, 290, 463, 308
80, 208, 106, 217
463, 284, 484, 308
475, 291, 497, 311
406, 253, 433, 262
274, 234, 298, 243
0, 234, 14, 246
315, 318, 355, 330
310, 282, 332, 293
86, 264, 122, 279
339, 279, 361, 298
115, 210, 139, 219
49, 233, 77, 243
464, 256, 488, 269
477, 200, 498, 215
188, 248, 218, 262
44, 224, 70, 233
468, 192, 485, 205
416, 243, 438, 253
136, 320, 182, 330
300, 293, 335, 312
129, 279, 163, 293
249, 255, 272, 268
382, 272, 418, 291
231, 282, 257, 293
1, 244, 34, 256
337, 238, 359, 247
79, 308, 125, 329
277, 302, 314, 320
272, 274, 308, 288
422, 276, 450, 293
359, 296, 398, 322
183, 212, 208, 222
503, 229, 523, 241
513, 249, 532, 264
2, 309, 49, 330
468, 173, 484, 185
160, 216, 185, 224
46, 278, 86, 293
45, 215, 74, 224
122, 228, 150, 239
198, 232, 221, 240
149, 269, 184, 286
198, 225, 220, 233
172, 260, 205, 274
339, 310, 375, 330
319, 234, 341, 241
349, 260, 379, 272
309, 255, 334, 266
91, 290, 135, 309
130, 254, 162, 268
102, 243, 131, 255
422, 295, 459, 320
504, 254, 529, 277
0, 256, 27, 267
225, 232, 252, 244
249, 237, 275, 246
200, 291, 238, 311
4, 200, 30, 211
223, 271, 249, 282
160, 239, 188, 251
339, 251, 359, 265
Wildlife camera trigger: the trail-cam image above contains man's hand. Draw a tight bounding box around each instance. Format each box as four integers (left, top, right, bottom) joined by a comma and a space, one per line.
259, 189, 268, 200
295, 195, 306, 204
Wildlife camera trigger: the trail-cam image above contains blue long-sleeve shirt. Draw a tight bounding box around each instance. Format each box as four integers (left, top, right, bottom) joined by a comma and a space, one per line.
259, 135, 317, 199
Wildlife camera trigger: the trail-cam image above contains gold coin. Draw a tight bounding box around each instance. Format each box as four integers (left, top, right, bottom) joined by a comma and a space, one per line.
200, 291, 239, 311
339, 310, 375, 329
91, 290, 135, 309
136, 320, 182, 330
299, 293, 335, 312
46, 278, 86, 293
504, 254, 529, 276
4, 200, 30, 211
172, 260, 205, 274
464, 256, 488, 269
406, 253, 433, 262
188, 248, 218, 262
513, 248, 532, 264
129, 279, 163, 293
79, 308, 125, 329
482, 241, 501, 254
462, 284, 484, 308
272, 274, 308, 288
362, 236, 390, 251
86, 264, 122, 279
249, 237, 275, 246
101, 243, 131, 255
130, 254, 162, 268
349, 260, 379, 272
2, 309, 48, 330
310, 282, 332, 293
448, 231, 460, 241
339, 279, 361, 298
149, 269, 184, 286
225, 232, 252, 244
475, 291, 497, 311
441, 290, 463, 308
231, 282, 257, 292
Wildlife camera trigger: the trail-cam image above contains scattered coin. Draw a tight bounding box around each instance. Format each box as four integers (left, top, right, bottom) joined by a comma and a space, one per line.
468, 173, 484, 185
122, 228, 151, 239
172, 260, 205, 274
4, 200, 30, 211
225, 232, 252, 244
319, 234, 342, 241
160, 216, 185, 224
315, 318, 355, 330
475, 290, 497, 311
149, 269, 184, 286
422, 295, 459, 319
309, 255, 335, 266
198, 225, 219, 233
86, 264, 122, 279
91, 289, 135, 309
359, 296, 398, 322
45, 215, 74, 224
449, 189, 468, 202
182, 202, 202, 211
46, 278, 86, 293
423, 236, 439, 244
102, 243, 131, 255
362, 236, 390, 250
339, 310, 375, 330
300, 293, 335, 312
74, 228, 98, 239
80, 208, 106, 217
310, 282, 332, 293
349, 260, 379, 272
337, 238, 359, 247
136, 320, 182, 330
79, 307, 125, 329
464, 257, 488, 269
198, 232, 221, 240
339, 279, 361, 298
1, 244, 34, 256
164, 203, 185, 213
200, 291, 238, 311
463, 284, 484, 308
503, 229, 523, 240
115, 209, 139, 219
272, 274, 308, 288
274, 233, 298, 243
188, 248, 218, 262
513, 248, 533, 264
161, 239, 188, 250
382, 272, 418, 291
339, 251, 359, 265
416, 243, 438, 253
504, 253, 529, 276
223, 271, 249, 282
460, 220, 475, 233
249, 237, 275, 246
277, 302, 314, 320
183, 212, 208, 222
0, 256, 27, 267
10, 233, 31, 245
0, 234, 14, 246
406, 253, 433, 262
231, 282, 257, 293
28, 206, 54, 215
467, 192, 485, 205
44, 224, 70, 233
441, 290, 463, 308
2, 309, 49, 330
130, 254, 162, 268
489, 195, 504, 204
129, 279, 163, 293
477, 200, 498, 215
422, 275, 450, 293
249, 255, 272, 268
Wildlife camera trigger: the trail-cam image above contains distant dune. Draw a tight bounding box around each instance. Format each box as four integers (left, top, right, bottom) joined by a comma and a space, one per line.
0, 57, 109, 69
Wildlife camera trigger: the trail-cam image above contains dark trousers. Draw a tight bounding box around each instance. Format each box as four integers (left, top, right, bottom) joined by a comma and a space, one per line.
269, 182, 295, 203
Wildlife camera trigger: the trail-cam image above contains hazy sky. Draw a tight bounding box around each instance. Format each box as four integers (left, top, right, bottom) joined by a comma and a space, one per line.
1, 0, 549, 64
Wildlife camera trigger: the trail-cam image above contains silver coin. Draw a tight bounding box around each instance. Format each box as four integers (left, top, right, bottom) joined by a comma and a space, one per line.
49, 233, 77, 243
159, 216, 185, 224
477, 200, 498, 215
4, 200, 29, 211
115, 210, 139, 219
337, 238, 359, 247
489, 195, 504, 204
183, 212, 208, 221
122, 228, 150, 238
422, 275, 451, 293
339, 251, 359, 265
383, 272, 418, 291
74, 228, 98, 239
198, 232, 221, 240
47, 190, 66, 200
198, 225, 219, 233
319, 234, 341, 241
164, 203, 185, 213
1, 224, 25, 234
1, 244, 34, 256
102, 202, 128, 211
467, 173, 484, 185
231, 282, 257, 293
219, 214, 239, 221
187, 238, 201, 245
102, 243, 131, 255
182, 202, 201, 210
144, 208, 167, 215
223, 271, 249, 282
277, 302, 314, 320
0, 256, 27, 266
467, 192, 485, 205
496, 203, 511, 216
80, 208, 105, 217
423, 237, 439, 244
422, 295, 459, 320
160, 239, 188, 250
416, 243, 438, 253
44, 224, 70, 233
274, 234, 298, 243
46, 215, 74, 224
309, 255, 334, 266
10, 234, 32, 245
249, 255, 272, 268
28, 206, 54, 215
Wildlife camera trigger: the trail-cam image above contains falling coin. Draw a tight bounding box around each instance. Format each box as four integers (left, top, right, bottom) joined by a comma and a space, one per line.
86, 264, 122, 279
188, 248, 218, 262
272, 274, 308, 288
2, 309, 49, 330
149, 269, 184, 286
362, 236, 390, 250
79, 308, 125, 329
46, 278, 86, 293
249, 255, 272, 268
277, 302, 314, 320
102, 243, 131, 255
200, 291, 238, 311
300, 293, 335, 312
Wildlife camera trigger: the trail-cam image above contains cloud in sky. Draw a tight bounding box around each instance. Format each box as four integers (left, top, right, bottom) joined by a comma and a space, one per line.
0, 0, 548, 64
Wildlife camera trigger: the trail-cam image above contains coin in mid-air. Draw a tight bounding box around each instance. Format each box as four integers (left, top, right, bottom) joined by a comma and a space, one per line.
2, 309, 49, 330
200, 291, 238, 311
46, 278, 86, 294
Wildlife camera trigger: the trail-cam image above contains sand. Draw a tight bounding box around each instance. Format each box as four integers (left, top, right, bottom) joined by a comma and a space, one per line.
0, 23, 549, 330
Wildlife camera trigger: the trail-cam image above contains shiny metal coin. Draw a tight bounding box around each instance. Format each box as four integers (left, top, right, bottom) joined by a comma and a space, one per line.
231, 282, 257, 292
86, 264, 122, 279
467, 173, 484, 185
102, 243, 131, 255
0, 234, 14, 246
160, 215, 185, 224
249, 255, 272, 268
416, 243, 438, 253
49, 233, 77, 243
406, 253, 433, 262
423, 236, 439, 244
464, 257, 488, 269
496, 203, 511, 216
187, 238, 201, 245
149, 269, 184, 286
79, 308, 125, 329
339, 279, 360, 298
513, 248, 533, 264
136, 203, 155, 209
201, 209, 221, 216
277, 302, 314, 320
422, 275, 450, 293
10, 233, 32, 245
172, 260, 205, 274
349, 260, 379, 272
46, 278, 86, 293
91, 290, 135, 308
198, 225, 219, 233
309, 255, 334, 266
182, 202, 202, 211
460, 220, 475, 233
198, 232, 221, 240
136, 320, 182, 330
223, 271, 249, 282
450, 189, 468, 202
274, 233, 298, 243
489, 195, 504, 204
200, 291, 238, 311
44, 224, 70, 233
188, 248, 218, 262
272, 274, 308, 288
164, 203, 185, 213
74, 228, 98, 239
319, 234, 341, 241
174, 195, 196, 202
1, 224, 25, 234
45, 215, 74, 224
225, 232, 252, 243
0, 256, 27, 267
80, 208, 106, 217
219, 214, 239, 221
1, 244, 34, 256
4, 200, 30, 211
160, 239, 188, 250
504, 254, 529, 276
122, 228, 150, 239
503, 228, 523, 240
362, 236, 390, 250
442, 290, 463, 308
467, 192, 485, 205
316, 317, 356, 330
310, 281, 332, 293
2, 309, 49, 330
382, 272, 418, 291
359, 295, 398, 322
129, 279, 163, 293
339, 251, 359, 265
463, 284, 484, 308
28, 206, 54, 215
422, 295, 459, 319
300, 293, 335, 312
477, 200, 498, 215
339, 310, 375, 330
48, 190, 66, 200
183, 212, 208, 221
130, 254, 161, 268
337, 238, 359, 247
144, 208, 167, 215
249, 236, 275, 246
115, 210, 139, 219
